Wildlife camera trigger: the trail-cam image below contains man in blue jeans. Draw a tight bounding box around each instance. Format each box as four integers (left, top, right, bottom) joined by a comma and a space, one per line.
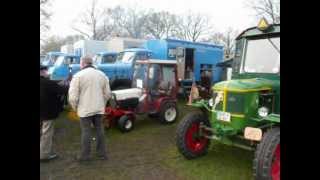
68, 56, 111, 161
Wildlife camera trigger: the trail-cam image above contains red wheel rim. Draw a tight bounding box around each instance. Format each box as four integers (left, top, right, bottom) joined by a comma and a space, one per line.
271, 144, 280, 180
185, 122, 208, 153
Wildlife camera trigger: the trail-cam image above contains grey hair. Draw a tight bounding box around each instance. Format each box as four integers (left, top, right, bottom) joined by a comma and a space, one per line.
81, 55, 93, 65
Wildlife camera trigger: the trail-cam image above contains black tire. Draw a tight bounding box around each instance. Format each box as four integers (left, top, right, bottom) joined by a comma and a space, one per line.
176, 112, 211, 159
253, 127, 280, 180
117, 115, 134, 133
158, 102, 178, 124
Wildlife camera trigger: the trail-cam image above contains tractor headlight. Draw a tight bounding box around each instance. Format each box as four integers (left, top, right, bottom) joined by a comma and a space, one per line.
258, 107, 269, 117
208, 98, 214, 107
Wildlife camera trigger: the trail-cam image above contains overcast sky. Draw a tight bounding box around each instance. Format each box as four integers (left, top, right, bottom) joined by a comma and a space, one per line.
47, 0, 258, 38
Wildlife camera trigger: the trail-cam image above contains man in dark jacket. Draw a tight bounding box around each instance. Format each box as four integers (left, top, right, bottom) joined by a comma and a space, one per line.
40, 65, 68, 162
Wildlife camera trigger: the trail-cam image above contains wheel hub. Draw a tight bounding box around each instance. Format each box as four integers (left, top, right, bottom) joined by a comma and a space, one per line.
125, 120, 132, 129
165, 107, 176, 122
185, 122, 208, 153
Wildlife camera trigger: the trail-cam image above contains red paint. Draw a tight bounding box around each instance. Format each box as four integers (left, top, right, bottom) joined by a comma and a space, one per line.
271, 144, 280, 180
185, 122, 208, 153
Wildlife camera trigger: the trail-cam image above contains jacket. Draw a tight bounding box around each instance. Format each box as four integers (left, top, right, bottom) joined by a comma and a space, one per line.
40, 76, 68, 120
68, 66, 111, 118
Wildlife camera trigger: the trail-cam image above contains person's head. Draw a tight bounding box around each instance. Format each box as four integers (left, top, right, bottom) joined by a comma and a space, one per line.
80, 56, 93, 69
40, 65, 49, 77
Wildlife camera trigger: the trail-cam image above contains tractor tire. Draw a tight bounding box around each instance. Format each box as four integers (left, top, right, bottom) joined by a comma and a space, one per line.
158, 102, 178, 124
253, 127, 280, 180
117, 115, 134, 133
176, 112, 211, 159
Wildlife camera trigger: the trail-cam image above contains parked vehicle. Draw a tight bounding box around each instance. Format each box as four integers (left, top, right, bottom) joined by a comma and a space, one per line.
41, 52, 65, 67
111, 39, 224, 97
175, 18, 280, 180
48, 54, 81, 81
68, 59, 179, 132
74, 40, 108, 57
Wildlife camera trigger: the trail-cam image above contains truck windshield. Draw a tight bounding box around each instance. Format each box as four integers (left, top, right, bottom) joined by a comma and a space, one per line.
96, 55, 116, 64
116, 52, 136, 63
54, 56, 65, 66
243, 37, 280, 73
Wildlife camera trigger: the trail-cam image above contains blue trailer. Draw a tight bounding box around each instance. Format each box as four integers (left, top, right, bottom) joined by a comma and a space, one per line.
144, 39, 224, 84
114, 39, 224, 96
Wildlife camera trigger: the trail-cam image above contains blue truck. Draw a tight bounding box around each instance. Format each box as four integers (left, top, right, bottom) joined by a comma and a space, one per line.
113, 39, 224, 95
41, 52, 65, 67
48, 54, 81, 81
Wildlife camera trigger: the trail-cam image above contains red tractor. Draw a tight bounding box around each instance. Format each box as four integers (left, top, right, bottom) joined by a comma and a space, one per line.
103, 59, 179, 132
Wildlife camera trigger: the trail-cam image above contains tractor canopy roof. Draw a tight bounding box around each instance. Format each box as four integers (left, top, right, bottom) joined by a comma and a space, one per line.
236, 24, 280, 40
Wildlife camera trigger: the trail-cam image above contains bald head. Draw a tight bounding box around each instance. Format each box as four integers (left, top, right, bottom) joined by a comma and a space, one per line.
80, 56, 93, 69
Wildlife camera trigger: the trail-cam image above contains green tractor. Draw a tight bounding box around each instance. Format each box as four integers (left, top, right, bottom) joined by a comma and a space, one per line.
176, 18, 280, 180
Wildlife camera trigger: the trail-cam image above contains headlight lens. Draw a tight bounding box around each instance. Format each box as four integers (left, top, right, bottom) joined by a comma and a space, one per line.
258, 107, 269, 117
208, 98, 214, 107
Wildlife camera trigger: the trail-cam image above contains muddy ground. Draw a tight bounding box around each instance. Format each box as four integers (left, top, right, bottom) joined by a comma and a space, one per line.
40, 101, 253, 180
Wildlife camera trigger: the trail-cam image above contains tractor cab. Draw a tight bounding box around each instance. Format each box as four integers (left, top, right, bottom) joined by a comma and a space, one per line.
105, 59, 178, 132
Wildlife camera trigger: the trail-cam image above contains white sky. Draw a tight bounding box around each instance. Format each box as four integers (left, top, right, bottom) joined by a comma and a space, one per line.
47, 0, 258, 38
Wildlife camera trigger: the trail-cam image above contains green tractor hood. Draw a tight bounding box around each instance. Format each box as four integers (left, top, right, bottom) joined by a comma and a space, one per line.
213, 78, 279, 93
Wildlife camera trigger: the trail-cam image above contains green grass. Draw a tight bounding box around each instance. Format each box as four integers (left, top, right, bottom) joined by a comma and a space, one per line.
40, 100, 254, 180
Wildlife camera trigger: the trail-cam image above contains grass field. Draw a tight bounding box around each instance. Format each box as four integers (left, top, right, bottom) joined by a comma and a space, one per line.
40, 101, 253, 180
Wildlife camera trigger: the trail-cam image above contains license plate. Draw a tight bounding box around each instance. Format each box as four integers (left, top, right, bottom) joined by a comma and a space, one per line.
216, 111, 231, 122
244, 127, 262, 141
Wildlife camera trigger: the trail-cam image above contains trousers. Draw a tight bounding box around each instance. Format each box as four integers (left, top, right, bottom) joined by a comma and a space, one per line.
40, 120, 55, 159
79, 114, 107, 159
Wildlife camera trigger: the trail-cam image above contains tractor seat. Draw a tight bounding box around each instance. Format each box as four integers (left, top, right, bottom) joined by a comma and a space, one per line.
111, 88, 142, 109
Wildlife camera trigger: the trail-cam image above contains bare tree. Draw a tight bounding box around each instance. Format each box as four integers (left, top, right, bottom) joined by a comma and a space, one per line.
203, 28, 238, 59
40, 0, 52, 41
72, 0, 107, 40
144, 11, 179, 39
172, 11, 213, 42
247, 0, 280, 23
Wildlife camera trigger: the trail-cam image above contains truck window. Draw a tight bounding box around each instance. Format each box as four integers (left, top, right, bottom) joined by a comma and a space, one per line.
102, 55, 116, 64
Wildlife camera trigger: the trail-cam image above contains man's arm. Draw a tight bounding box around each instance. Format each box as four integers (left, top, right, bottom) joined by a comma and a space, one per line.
103, 76, 112, 104
68, 76, 80, 111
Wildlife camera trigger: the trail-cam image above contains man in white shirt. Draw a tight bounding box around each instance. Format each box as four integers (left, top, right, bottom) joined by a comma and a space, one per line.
68, 56, 111, 161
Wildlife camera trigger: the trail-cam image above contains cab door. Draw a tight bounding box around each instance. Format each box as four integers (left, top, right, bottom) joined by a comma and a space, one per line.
176, 47, 185, 80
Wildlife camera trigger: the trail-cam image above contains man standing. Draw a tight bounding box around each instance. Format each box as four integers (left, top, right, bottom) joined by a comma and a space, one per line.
68, 56, 111, 161
40, 65, 68, 162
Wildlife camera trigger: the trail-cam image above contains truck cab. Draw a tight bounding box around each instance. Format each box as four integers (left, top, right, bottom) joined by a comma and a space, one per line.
48, 54, 81, 81
41, 52, 65, 67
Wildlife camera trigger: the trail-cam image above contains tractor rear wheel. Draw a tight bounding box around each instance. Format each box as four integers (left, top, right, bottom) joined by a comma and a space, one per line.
117, 115, 134, 133
176, 112, 211, 159
158, 102, 178, 124
253, 127, 280, 180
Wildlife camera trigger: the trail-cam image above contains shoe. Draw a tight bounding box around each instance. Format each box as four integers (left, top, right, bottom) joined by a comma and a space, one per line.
97, 155, 108, 160
40, 153, 58, 162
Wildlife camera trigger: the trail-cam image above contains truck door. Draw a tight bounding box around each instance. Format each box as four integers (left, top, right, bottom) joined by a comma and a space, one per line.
176, 47, 185, 80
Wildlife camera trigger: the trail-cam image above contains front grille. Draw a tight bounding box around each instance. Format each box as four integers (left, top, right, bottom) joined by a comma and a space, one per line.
225, 92, 245, 114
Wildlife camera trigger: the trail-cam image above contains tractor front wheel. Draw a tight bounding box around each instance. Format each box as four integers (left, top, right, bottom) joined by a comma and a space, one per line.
158, 102, 178, 124
253, 127, 280, 180
176, 112, 211, 159
117, 115, 134, 133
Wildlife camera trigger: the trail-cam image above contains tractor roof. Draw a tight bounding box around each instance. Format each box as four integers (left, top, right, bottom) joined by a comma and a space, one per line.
236, 24, 280, 40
